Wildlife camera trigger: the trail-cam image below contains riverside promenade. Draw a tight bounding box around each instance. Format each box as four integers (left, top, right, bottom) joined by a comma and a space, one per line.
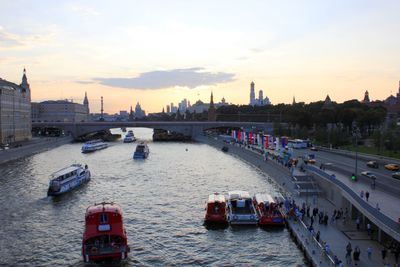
0, 136, 73, 164
197, 134, 400, 267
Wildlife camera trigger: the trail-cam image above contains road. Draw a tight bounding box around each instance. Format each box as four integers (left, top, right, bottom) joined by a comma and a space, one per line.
291, 148, 400, 196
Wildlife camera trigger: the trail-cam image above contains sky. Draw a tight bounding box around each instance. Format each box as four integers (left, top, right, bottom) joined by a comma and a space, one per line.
1, 0, 400, 114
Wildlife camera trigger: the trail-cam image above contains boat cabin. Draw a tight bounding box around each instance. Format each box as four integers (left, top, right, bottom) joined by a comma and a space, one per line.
205, 193, 227, 222
228, 191, 254, 214
51, 164, 87, 183
82, 202, 129, 262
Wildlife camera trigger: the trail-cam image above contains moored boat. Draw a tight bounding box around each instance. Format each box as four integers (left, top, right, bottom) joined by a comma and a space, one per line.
47, 164, 91, 196
204, 193, 228, 225
133, 143, 149, 159
227, 191, 258, 225
81, 139, 108, 153
253, 193, 285, 227
82, 202, 130, 263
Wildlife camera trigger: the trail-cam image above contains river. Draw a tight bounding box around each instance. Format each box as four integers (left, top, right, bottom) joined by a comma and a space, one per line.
0, 128, 305, 266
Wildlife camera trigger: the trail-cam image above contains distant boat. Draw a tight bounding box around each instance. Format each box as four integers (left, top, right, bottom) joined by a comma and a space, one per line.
227, 191, 258, 225
82, 202, 130, 263
123, 135, 136, 143
121, 127, 127, 132
47, 164, 91, 196
81, 140, 108, 153
133, 143, 149, 159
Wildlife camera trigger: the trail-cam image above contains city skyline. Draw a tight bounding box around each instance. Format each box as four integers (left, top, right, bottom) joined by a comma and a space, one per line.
1, 1, 400, 113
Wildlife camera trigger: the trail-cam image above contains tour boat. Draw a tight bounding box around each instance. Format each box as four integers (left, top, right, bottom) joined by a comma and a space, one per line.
204, 193, 228, 225
127, 130, 134, 136
81, 139, 108, 153
82, 202, 130, 263
253, 193, 285, 227
47, 164, 91, 196
123, 135, 136, 143
133, 143, 149, 159
227, 191, 258, 225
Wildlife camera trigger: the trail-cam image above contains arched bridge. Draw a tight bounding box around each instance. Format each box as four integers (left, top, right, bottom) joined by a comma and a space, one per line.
32, 121, 283, 139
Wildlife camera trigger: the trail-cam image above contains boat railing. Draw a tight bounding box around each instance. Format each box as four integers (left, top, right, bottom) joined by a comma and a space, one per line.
84, 244, 128, 255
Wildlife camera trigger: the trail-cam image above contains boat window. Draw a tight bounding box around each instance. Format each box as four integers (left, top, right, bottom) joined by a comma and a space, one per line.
100, 213, 108, 224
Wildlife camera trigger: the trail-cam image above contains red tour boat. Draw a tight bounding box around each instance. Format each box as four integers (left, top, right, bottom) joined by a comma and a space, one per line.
204, 193, 228, 225
253, 193, 285, 227
82, 202, 130, 263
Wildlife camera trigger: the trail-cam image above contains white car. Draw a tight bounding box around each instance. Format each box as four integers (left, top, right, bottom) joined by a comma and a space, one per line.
361, 171, 376, 179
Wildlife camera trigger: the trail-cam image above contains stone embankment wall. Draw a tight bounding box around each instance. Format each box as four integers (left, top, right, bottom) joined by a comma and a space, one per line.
0, 136, 73, 165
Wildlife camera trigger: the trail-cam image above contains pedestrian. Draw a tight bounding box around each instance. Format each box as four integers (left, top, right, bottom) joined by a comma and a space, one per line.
367, 246, 373, 260
382, 247, 387, 263
346, 242, 353, 264
310, 215, 314, 226
315, 230, 320, 243
366, 191, 370, 201
356, 217, 360, 230
367, 223, 371, 236
353, 246, 361, 266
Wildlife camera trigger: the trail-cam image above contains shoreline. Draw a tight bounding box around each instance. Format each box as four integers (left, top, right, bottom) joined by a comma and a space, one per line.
0, 136, 73, 165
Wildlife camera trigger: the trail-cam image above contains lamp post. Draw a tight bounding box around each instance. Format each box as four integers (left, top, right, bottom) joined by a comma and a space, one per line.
352, 125, 360, 181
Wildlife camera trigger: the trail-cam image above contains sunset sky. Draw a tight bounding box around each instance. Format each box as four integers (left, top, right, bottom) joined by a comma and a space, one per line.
1, 1, 400, 113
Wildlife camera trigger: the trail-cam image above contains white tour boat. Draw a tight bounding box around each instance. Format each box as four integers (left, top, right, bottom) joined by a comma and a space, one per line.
47, 164, 91, 196
81, 139, 108, 153
227, 190, 258, 225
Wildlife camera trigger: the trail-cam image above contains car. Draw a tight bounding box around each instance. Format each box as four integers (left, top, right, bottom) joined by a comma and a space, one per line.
306, 159, 316, 164
366, 161, 379, 168
310, 147, 318, 151
385, 164, 400, 171
361, 171, 377, 179
392, 172, 400, 180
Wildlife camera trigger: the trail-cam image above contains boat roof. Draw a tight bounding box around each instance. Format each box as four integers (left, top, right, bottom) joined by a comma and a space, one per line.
51, 164, 82, 177
208, 193, 226, 203
254, 193, 275, 204
84, 139, 103, 144
228, 190, 251, 200
85, 202, 123, 217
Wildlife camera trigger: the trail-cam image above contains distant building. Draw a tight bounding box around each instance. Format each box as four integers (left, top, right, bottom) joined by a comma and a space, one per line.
322, 95, 334, 110
166, 105, 171, 113
249, 81, 271, 106
384, 81, 400, 124
0, 68, 32, 144
83, 91, 89, 113
129, 106, 134, 121
33, 99, 89, 122
134, 102, 146, 119
208, 92, 216, 121
363, 90, 370, 103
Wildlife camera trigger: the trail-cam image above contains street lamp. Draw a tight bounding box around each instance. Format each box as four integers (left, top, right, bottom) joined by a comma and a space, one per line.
352, 124, 360, 181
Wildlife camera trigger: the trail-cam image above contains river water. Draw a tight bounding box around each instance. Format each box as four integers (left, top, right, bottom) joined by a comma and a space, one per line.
0, 128, 305, 267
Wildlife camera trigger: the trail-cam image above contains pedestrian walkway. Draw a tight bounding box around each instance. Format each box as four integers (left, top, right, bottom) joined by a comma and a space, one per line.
323, 168, 400, 223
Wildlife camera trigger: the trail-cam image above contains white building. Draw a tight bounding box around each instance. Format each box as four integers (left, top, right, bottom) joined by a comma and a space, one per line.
134, 102, 146, 119
249, 81, 271, 106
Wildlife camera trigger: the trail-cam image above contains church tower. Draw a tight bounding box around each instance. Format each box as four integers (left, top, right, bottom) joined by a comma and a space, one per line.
250, 81, 255, 106
363, 90, 370, 103
208, 91, 216, 121
83, 91, 89, 114
20, 68, 30, 92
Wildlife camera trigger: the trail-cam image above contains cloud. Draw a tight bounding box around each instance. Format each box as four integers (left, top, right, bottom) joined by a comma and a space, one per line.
92, 68, 235, 89
69, 4, 100, 16
0, 25, 57, 50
